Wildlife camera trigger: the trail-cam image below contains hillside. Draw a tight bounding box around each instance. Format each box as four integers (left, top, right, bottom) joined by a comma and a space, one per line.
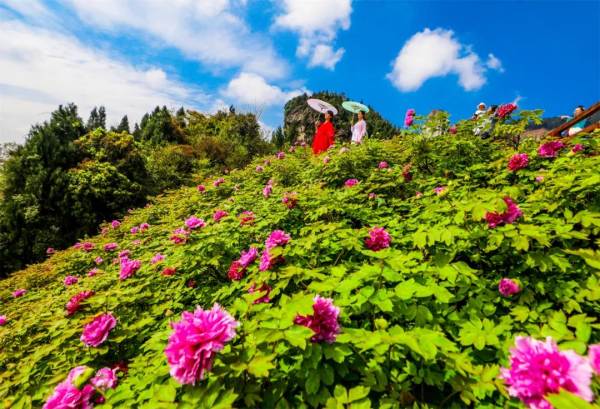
1, 117, 599, 408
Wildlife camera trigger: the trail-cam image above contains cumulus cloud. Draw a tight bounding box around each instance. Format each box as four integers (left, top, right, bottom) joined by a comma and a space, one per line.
387, 28, 502, 92
0, 20, 206, 143
221, 72, 307, 107
60, 0, 288, 79
273, 0, 351, 70
486, 53, 504, 72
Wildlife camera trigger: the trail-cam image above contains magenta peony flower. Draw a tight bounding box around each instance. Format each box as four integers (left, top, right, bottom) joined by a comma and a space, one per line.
171, 228, 189, 244
81, 313, 117, 347
378, 161, 389, 169
43, 381, 94, 409
239, 211, 255, 226
263, 182, 273, 198
449, 125, 457, 134
501, 336, 593, 408
82, 242, 95, 252
538, 140, 565, 158
151, 253, 165, 265
248, 283, 272, 304
66, 290, 95, 317
87, 268, 99, 277
486, 197, 523, 228
572, 144, 584, 153
213, 178, 225, 187
499, 278, 521, 297
47, 247, 55, 255
118, 250, 130, 259
162, 267, 177, 276
323, 156, 331, 164
111, 220, 121, 229
276, 151, 285, 159
139, 223, 150, 231
404, 109, 415, 128
255, 165, 264, 172
12, 288, 26, 298
119, 258, 141, 280
185, 216, 205, 230
344, 178, 359, 188
104, 242, 118, 252
213, 210, 228, 222
496, 103, 517, 119
365, 227, 391, 251
434, 186, 447, 196
90, 367, 118, 392
0, 315, 7, 326
197, 184, 206, 193
94, 256, 103, 265
294, 295, 340, 343
130, 226, 139, 234
64, 276, 78, 286
508, 153, 529, 172
259, 249, 278, 272
239, 247, 258, 268
227, 260, 245, 281
265, 230, 291, 249
165, 304, 238, 385
588, 344, 600, 375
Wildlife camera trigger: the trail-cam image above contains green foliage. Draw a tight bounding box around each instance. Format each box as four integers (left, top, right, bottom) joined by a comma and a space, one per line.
1, 125, 599, 408
136, 106, 186, 145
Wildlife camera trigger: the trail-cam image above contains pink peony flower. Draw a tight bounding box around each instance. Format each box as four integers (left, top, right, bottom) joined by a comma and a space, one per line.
501, 336, 593, 408
499, 278, 521, 297
588, 344, 600, 375
12, 288, 26, 298
171, 228, 189, 244
227, 260, 245, 281
259, 249, 283, 272
111, 220, 121, 229
496, 103, 517, 119
239, 247, 259, 268
130, 226, 139, 234
434, 186, 447, 196
185, 216, 205, 230
94, 256, 103, 265
404, 108, 415, 128
213, 178, 225, 187
344, 178, 359, 188
0, 315, 7, 326
449, 125, 457, 134
197, 184, 206, 193
538, 141, 565, 158
90, 367, 118, 392
323, 156, 331, 164
255, 165, 264, 172
151, 253, 165, 264
276, 151, 285, 159
101, 227, 109, 235
64, 276, 79, 286
73, 243, 83, 250
248, 283, 272, 304
139, 222, 150, 231
47, 247, 55, 255
81, 313, 117, 347
485, 197, 523, 228
162, 267, 177, 276
104, 242, 118, 252
365, 227, 391, 251
508, 153, 529, 172
263, 182, 272, 198
213, 210, 228, 222
165, 304, 238, 385
43, 381, 94, 409
265, 230, 291, 249
572, 144, 584, 153
535, 175, 544, 183
119, 258, 141, 280
87, 268, 99, 277
368, 192, 377, 200
294, 295, 340, 343
82, 242, 94, 252
118, 250, 130, 259
66, 290, 95, 317
378, 161, 389, 169
239, 211, 255, 226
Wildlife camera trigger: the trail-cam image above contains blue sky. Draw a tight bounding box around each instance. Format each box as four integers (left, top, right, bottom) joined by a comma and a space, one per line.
0, 0, 598, 143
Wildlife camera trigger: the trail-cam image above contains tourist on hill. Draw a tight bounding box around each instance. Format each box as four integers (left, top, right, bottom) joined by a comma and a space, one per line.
312, 110, 336, 154
351, 110, 367, 144
474, 102, 487, 118
568, 105, 587, 136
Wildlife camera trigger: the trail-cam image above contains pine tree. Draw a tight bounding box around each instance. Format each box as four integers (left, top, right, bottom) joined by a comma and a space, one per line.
86, 106, 107, 131
116, 115, 130, 133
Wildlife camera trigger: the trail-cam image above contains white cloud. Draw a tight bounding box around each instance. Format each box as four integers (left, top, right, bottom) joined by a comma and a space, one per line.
486, 53, 504, 72
60, 0, 288, 79
387, 28, 501, 92
0, 20, 206, 143
308, 44, 345, 70
273, 0, 352, 70
0, 0, 54, 22
221, 72, 306, 107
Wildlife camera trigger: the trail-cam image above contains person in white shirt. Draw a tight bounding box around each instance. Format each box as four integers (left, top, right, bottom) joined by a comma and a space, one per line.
351, 110, 367, 144
474, 102, 487, 118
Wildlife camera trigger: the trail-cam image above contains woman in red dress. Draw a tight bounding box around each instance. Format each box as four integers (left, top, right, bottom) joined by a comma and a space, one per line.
312, 110, 335, 154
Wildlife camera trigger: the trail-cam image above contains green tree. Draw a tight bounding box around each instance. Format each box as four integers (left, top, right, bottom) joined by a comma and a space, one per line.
115, 115, 130, 133
137, 106, 185, 145
86, 106, 106, 131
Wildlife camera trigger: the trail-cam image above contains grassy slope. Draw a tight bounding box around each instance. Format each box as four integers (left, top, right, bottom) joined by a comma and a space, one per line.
0, 134, 599, 408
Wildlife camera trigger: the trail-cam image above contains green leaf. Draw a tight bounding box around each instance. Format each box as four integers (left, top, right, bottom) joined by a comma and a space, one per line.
348, 386, 370, 402
155, 384, 177, 402
546, 390, 600, 409
247, 353, 276, 378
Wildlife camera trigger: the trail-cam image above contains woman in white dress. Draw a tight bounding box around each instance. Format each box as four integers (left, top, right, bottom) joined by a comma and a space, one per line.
351, 110, 367, 144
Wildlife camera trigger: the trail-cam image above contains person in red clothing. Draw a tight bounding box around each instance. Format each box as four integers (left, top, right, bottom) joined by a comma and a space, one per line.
312, 110, 335, 154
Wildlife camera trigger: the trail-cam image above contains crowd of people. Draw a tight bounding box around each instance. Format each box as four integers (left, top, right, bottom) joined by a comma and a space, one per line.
308, 100, 594, 155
